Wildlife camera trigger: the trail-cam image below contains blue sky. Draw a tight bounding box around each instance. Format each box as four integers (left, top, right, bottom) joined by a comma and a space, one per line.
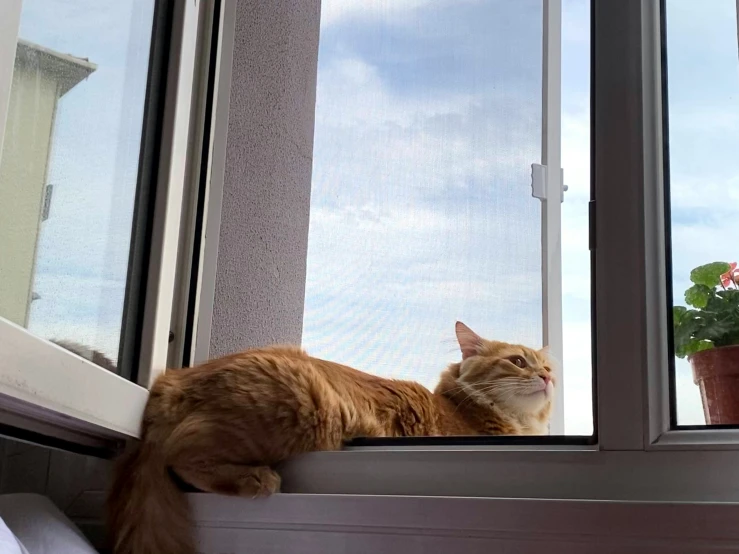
5, 0, 736, 432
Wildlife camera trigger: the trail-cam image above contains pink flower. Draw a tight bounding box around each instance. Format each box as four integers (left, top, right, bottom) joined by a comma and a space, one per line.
721, 262, 738, 287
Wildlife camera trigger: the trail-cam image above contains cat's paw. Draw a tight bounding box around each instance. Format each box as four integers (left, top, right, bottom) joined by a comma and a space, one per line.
239, 466, 281, 498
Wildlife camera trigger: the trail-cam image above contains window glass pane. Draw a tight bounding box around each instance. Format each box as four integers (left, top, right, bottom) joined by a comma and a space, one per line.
303, 0, 593, 436
0, 0, 156, 375
665, 0, 739, 425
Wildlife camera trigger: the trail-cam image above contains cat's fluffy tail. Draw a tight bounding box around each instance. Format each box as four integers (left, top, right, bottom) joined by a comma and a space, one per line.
107, 437, 194, 554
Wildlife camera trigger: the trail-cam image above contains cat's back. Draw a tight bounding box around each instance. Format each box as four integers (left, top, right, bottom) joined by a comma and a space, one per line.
160, 345, 422, 410
156, 346, 315, 393
146, 345, 442, 444
150, 345, 373, 410
191, 345, 402, 393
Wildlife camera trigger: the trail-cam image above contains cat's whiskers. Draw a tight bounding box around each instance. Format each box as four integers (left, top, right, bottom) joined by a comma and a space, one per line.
475, 379, 524, 395
446, 371, 551, 418
445, 379, 507, 394
474, 377, 548, 405
450, 381, 495, 414
443, 379, 511, 402
449, 380, 520, 415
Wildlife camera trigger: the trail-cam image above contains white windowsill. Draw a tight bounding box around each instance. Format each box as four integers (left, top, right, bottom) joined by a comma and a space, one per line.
275, 448, 739, 502
190, 493, 739, 553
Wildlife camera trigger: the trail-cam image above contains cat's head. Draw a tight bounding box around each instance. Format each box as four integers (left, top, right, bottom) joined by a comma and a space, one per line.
436, 321, 555, 426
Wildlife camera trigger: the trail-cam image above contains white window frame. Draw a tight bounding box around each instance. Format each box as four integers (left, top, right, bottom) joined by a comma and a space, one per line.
191, 0, 236, 368
188, 0, 739, 506
538, 0, 566, 435
0, 0, 214, 446
175, 0, 236, 371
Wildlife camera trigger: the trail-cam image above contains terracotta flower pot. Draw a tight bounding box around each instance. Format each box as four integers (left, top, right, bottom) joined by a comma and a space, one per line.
691, 344, 739, 425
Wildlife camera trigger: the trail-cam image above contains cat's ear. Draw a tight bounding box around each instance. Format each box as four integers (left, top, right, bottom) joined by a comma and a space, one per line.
539, 345, 551, 355
455, 321, 482, 360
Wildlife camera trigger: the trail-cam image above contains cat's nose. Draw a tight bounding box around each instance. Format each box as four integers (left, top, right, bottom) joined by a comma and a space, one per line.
540, 373, 551, 385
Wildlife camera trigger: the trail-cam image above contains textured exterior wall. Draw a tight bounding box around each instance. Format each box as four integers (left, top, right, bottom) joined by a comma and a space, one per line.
210, 0, 321, 357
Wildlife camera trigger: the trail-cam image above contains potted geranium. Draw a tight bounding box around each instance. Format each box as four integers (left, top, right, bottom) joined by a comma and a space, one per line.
674, 261, 739, 424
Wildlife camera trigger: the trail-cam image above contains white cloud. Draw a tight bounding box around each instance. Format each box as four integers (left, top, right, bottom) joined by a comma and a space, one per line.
313, 55, 538, 199
320, 0, 467, 28
670, 173, 739, 216
304, 197, 545, 380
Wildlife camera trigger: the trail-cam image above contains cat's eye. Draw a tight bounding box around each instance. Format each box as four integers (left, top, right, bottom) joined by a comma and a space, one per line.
508, 356, 527, 368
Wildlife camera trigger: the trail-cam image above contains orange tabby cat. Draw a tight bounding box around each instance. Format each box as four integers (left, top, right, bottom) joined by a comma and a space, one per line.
108, 321, 554, 554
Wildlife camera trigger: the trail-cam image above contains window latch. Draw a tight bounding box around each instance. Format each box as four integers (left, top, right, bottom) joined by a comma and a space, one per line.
531, 163, 567, 202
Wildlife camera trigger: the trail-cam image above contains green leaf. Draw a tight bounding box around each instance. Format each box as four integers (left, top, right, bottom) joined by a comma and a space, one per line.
690, 262, 731, 288
705, 295, 727, 313
678, 339, 714, 359
717, 289, 739, 299
673, 309, 703, 354
673, 306, 688, 326
714, 331, 739, 348
694, 315, 737, 343
705, 292, 739, 325
685, 284, 713, 309
717, 289, 739, 307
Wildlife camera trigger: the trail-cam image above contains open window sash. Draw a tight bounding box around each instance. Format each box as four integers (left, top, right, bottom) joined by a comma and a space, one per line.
0, 0, 205, 450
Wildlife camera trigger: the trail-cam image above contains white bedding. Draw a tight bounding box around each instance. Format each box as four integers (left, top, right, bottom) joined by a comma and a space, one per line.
0, 516, 29, 554
0, 494, 96, 554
